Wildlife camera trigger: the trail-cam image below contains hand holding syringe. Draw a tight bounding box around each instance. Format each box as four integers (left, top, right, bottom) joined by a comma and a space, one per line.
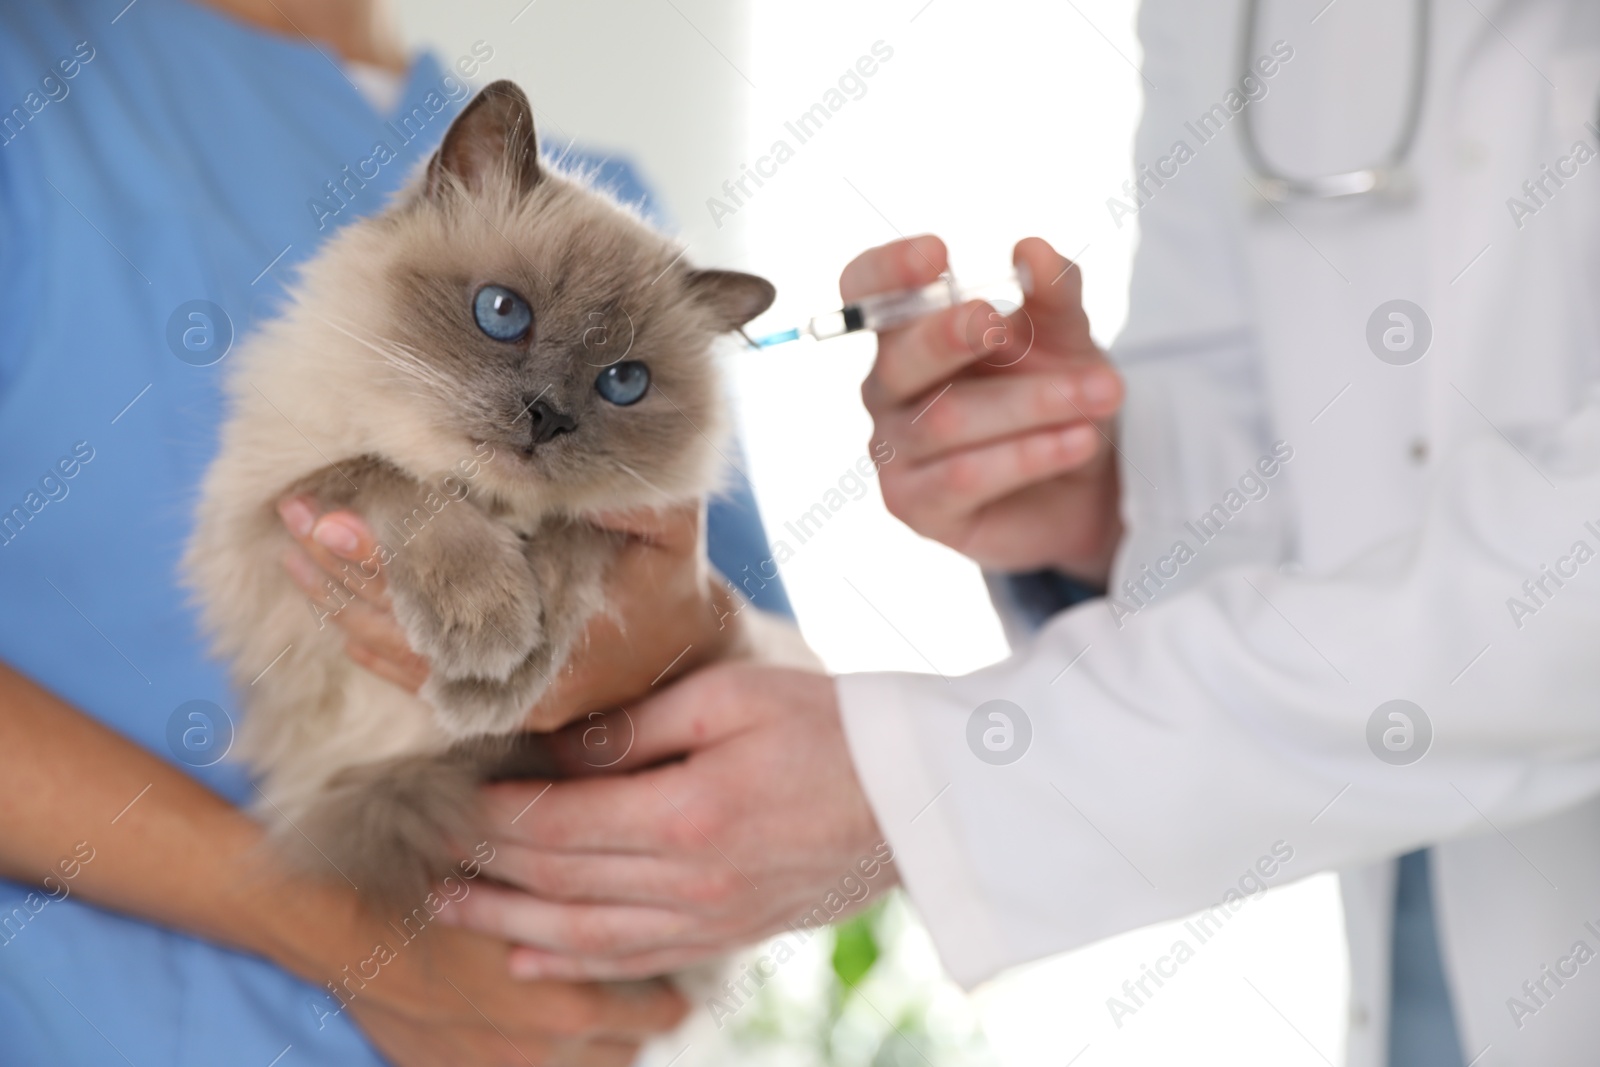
751, 271, 1025, 348
830, 235, 1126, 584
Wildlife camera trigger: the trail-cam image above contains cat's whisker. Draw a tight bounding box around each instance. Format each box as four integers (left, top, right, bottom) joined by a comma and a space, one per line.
377, 354, 452, 398
391, 339, 431, 362
384, 352, 452, 393
320, 315, 424, 369
319, 315, 457, 394
613, 461, 669, 501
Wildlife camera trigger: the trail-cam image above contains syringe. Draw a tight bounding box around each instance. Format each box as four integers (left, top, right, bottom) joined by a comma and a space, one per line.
750, 271, 1024, 349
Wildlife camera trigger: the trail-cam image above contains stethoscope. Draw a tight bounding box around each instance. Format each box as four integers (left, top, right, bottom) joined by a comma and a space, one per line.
1238, 0, 1431, 202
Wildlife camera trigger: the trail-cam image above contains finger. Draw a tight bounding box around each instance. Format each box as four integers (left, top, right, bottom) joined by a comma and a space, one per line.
443, 881, 711, 958
284, 551, 407, 647
508, 943, 721, 982
481, 772, 691, 853
539, 672, 753, 779
863, 297, 1016, 410
282, 546, 348, 615
277, 495, 318, 541
889, 422, 1106, 522
479, 841, 728, 909
839, 234, 949, 303
344, 639, 429, 694
891, 367, 1123, 463
276, 497, 389, 606
310, 511, 389, 603
284, 548, 429, 688
1013, 236, 1092, 341
328, 597, 424, 668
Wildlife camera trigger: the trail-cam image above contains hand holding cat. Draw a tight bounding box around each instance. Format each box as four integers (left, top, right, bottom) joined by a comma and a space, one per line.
325, 899, 687, 1067
277, 497, 746, 729
436, 663, 891, 980
853, 234, 1125, 586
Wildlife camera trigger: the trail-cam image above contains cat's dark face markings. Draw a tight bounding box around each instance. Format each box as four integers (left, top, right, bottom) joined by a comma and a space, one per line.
379, 81, 774, 499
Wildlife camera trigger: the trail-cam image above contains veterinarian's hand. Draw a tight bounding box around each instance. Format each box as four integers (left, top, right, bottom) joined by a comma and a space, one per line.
849, 234, 1124, 585
269, 877, 685, 1067
276, 498, 748, 729
438, 664, 895, 980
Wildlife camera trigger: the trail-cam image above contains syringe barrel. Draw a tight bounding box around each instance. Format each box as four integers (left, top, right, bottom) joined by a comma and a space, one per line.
853, 277, 962, 334
800, 271, 1023, 342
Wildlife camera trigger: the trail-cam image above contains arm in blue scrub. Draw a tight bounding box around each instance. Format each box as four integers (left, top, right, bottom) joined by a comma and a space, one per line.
0, 640, 382, 1064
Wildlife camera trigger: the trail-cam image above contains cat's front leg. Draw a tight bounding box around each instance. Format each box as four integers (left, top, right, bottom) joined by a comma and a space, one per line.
383, 511, 551, 737
384, 514, 539, 684
422, 517, 619, 736
307, 462, 548, 737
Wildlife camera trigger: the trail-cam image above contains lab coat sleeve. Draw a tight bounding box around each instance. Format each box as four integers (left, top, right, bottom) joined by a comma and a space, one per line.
836, 0, 1600, 988
839, 395, 1600, 988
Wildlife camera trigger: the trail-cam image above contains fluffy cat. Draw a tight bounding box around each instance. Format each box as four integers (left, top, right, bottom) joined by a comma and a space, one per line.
185, 80, 802, 908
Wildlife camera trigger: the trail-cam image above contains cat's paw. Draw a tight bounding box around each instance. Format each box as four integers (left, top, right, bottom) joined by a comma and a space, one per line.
391, 554, 544, 686
422, 648, 555, 738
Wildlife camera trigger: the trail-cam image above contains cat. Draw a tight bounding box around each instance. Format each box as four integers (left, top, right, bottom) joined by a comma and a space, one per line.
185, 80, 807, 909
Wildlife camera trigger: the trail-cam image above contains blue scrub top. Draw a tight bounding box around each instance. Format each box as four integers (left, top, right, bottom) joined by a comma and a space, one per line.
0, 2, 788, 1063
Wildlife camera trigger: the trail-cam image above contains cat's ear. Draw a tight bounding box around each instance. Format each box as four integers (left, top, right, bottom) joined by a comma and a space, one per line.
425, 80, 542, 199
686, 270, 777, 331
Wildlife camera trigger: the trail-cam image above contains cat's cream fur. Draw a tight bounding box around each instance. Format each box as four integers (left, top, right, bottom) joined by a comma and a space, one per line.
186, 81, 808, 906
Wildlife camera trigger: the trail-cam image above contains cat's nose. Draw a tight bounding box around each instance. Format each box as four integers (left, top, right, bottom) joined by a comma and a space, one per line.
523, 397, 577, 446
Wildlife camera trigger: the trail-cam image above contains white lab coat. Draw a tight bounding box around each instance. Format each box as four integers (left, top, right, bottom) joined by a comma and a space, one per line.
835, 1, 1600, 1064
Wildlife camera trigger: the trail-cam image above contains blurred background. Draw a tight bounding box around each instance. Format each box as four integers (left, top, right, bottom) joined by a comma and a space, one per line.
396, 2, 1348, 1063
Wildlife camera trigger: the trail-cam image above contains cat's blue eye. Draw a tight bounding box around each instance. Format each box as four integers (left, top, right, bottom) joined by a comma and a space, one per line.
473, 284, 532, 342
595, 361, 650, 406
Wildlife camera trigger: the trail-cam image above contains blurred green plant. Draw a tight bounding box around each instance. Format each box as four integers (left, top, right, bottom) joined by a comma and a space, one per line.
831, 909, 881, 989
720, 891, 999, 1067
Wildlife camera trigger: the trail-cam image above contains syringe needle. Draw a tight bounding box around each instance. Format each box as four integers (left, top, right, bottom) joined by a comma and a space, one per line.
751, 327, 803, 349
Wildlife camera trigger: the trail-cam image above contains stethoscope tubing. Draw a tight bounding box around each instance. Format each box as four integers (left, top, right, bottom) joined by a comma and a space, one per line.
1236, 0, 1431, 202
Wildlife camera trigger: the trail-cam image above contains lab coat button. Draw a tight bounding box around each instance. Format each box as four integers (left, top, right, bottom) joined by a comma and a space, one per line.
1409, 438, 1429, 465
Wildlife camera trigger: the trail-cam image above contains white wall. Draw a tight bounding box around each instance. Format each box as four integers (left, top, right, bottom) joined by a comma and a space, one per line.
393, 0, 753, 265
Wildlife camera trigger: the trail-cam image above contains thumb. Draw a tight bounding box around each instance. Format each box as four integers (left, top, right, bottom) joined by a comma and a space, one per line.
545, 666, 750, 776
586, 501, 701, 547
1013, 236, 1092, 351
